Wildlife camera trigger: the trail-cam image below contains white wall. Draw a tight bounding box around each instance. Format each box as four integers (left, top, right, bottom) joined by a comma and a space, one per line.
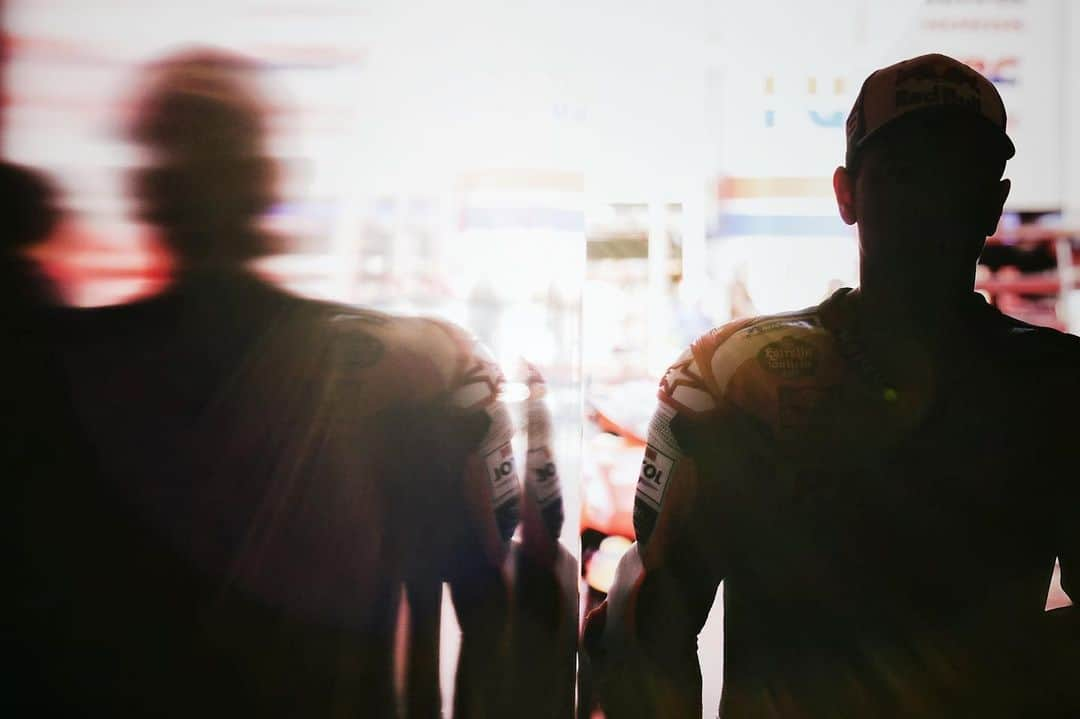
1064, 1, 1080, 225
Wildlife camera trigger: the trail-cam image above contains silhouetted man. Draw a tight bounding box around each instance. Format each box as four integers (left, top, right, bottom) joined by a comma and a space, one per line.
585, 53, 1078, 718
12, 49, 524, 718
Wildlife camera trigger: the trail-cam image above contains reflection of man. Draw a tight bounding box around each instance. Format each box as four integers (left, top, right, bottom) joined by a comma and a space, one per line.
409, 360, 577, 719
586, 54, 1078, 718
509, 362, 577, 718
15, 49, 523, 717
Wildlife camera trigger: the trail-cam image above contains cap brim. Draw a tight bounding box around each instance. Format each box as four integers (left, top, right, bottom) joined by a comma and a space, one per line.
849, 105, 1015, 168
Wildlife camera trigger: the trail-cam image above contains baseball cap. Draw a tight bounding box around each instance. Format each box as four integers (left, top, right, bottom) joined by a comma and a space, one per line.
845, 53, 1015, 168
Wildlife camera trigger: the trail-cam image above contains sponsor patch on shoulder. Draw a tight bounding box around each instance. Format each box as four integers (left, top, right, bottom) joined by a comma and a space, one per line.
757, 336, 818, 378
634, 444, 676, 511
486, 442, 520, 508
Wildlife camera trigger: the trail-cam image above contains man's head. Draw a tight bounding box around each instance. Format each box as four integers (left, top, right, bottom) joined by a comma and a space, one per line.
833, 54, 1013, 294
129, 48, 276, 267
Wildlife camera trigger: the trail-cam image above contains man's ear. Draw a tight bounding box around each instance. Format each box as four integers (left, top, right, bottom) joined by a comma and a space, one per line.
833, 166, 857, 226
985, 178, 1011, 236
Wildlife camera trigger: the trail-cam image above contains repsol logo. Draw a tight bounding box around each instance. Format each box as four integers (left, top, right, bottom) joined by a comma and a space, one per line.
640, 446, 671, 487
535, 462, 557, 483
636, 445, 675, 510
493, 459, 515, 482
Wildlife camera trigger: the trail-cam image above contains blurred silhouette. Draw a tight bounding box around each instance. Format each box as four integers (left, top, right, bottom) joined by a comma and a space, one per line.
7, 48, 547, 718
1, 161, 108, 715
1, 161, 64, 481
585, 53, 1078, 718
0, 161, 61, 309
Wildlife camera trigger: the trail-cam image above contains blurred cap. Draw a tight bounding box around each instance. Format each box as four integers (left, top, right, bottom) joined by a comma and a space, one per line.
845, 53, 1015, 168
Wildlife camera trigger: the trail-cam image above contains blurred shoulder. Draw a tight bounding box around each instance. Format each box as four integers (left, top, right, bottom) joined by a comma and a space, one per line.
316, 307, 501, 404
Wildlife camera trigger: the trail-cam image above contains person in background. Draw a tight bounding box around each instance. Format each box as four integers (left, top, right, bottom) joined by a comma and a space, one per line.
1, 161, 64, 508
0, 161, 61, 309
10, 48, 533, 717
585, 53, 1078, 718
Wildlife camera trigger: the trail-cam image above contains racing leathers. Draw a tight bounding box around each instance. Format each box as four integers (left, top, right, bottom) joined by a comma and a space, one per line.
585, 287, 1079, 719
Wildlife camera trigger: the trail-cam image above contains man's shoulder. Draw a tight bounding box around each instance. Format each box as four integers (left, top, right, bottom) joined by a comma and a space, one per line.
1002, 315, 1080, 355
664, 304, 836, 408
974, 301, 1080, 371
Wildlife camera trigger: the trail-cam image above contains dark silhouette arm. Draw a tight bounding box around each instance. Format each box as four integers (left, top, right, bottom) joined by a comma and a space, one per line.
583, 396, 722, 719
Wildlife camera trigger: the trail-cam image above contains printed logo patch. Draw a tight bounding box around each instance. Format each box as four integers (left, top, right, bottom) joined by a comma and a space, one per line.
894, 63, 982, 112
757, 336, 818, 379
485, 443, 519, 508
527, 446, 561, 507
635, 445, 675, 511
